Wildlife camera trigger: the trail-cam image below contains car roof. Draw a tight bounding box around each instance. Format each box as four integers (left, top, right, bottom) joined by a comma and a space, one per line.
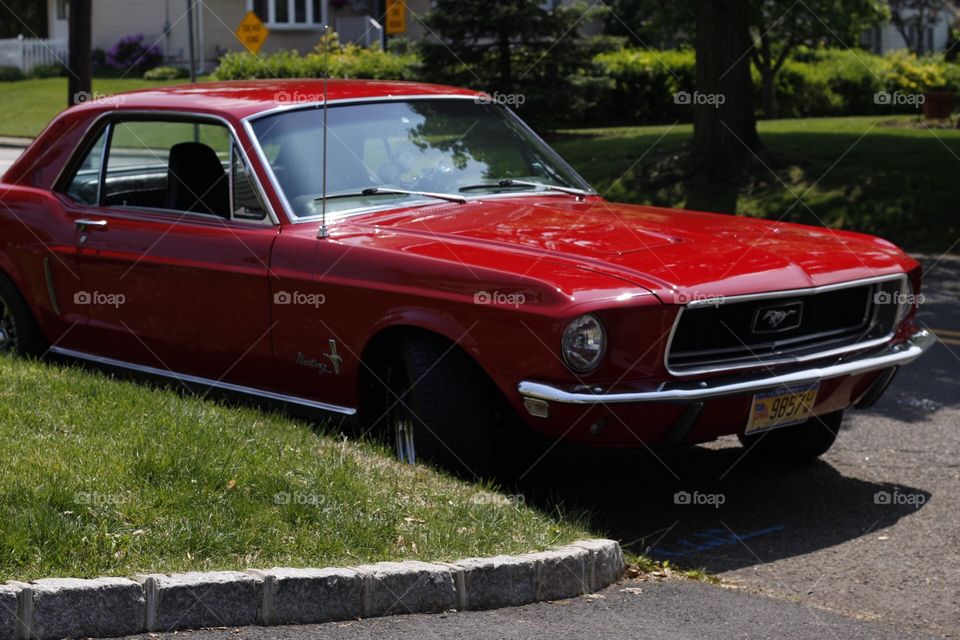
69, 79, 484, 121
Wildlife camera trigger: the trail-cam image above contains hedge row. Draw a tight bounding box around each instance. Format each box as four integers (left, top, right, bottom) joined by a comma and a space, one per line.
212, 45, 419, 82
593, 47, 960, 122
212, 44, 960, 126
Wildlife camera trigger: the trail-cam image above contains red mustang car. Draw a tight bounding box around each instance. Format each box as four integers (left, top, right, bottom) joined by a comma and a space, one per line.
0, 80, 933, 471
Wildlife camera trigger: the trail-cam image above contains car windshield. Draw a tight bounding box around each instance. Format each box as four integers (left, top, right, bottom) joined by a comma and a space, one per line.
249, 99, 594, 218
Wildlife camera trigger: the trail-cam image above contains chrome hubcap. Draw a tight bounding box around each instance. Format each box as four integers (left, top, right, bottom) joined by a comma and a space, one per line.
394, 417, 416, 465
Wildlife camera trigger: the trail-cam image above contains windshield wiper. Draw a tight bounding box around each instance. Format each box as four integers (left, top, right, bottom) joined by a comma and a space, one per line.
459, 179, 590, 197
315, 187, 466, 204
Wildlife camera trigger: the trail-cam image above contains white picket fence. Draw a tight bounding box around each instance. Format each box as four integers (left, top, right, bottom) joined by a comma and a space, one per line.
0, 36, 68, 72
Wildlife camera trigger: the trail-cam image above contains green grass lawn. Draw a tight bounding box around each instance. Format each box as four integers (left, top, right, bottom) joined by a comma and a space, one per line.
0, 354, 588, 582
0, 77, 205, 138
550, 116, 960, 254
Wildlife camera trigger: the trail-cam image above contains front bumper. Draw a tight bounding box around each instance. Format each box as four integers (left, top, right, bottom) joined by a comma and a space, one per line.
518, 329, 935, 405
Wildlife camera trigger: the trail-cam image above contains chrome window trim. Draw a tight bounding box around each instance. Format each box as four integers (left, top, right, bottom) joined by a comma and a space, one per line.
243, 93, 484, 123
96, 121, 112, 206
241, 95, 597, 225
49, 346, 356, 416
73, 204, 278, 228
228, 138, 235, 217
54, 109, 280, 227
663, 273, 910, 378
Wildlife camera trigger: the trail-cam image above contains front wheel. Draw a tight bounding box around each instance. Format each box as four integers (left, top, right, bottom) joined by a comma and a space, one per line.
737, 410, 843, 462
364, 333, 499, 475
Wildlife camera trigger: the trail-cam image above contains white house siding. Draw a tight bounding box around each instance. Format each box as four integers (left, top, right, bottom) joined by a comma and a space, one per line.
47, 0, 193, 67
862, 17, 952, 54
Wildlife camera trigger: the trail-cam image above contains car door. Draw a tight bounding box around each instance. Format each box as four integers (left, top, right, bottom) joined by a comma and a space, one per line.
58, 115, 279, 389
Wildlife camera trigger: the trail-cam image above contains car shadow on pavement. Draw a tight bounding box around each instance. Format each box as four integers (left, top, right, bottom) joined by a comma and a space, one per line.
512, 440, 930, 573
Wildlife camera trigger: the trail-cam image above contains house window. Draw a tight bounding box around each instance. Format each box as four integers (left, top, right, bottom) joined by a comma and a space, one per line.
56, 0, 69, 20
248, 0, 323, 27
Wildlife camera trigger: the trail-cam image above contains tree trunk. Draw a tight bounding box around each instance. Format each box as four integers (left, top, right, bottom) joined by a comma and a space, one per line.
761, 67, 778, 119
691, 0, 759, 175
67, 0, 92, 107
497, 30, 512, 92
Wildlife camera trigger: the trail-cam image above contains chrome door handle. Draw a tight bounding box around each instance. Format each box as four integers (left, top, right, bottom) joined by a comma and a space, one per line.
75, 219, 108, 229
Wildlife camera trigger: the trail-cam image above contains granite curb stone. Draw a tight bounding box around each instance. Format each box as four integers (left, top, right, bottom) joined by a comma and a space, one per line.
136, 570, 262, 632
0, 585, 18, 640
248, 567, 363, 625
1, 539, 624, 639
27, 577, 143, 640
353, 560, 457, 617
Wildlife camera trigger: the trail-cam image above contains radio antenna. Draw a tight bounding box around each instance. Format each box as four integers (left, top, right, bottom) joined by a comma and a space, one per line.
318, 23, 331, 240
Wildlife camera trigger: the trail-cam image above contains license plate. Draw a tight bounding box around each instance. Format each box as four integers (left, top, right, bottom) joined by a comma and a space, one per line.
745, 383, 819, 435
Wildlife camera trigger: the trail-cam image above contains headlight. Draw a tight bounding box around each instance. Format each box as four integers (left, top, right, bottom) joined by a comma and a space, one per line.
562, 314, 606, 373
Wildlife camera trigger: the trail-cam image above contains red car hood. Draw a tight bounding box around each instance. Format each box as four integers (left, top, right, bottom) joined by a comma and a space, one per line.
347, 197, 916, 301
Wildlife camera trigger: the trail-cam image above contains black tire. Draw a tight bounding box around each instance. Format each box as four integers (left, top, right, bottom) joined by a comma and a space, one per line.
0, 273, 47, 357
737, 410, 842, 462
363, 332, 498, 475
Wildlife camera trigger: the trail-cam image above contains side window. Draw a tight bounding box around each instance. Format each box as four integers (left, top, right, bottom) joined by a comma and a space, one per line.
103, 120, 231, 217
66, 128, 108, 205
231, 143, 267, 221
62, 118, 271, 223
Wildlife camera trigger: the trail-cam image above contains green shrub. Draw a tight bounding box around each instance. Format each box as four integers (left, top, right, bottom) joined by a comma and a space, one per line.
0, 66, 25, 82
143, 65, 189, 80
883, 50, 947, 92
212, 40, 418, 82
30, 63, 64, 79
592, 47, 695, 123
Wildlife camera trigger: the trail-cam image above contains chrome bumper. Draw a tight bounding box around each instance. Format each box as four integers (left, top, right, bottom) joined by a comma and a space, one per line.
518, 329, 935, 405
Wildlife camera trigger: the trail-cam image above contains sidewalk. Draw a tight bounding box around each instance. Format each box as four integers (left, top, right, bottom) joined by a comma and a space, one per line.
0, 146, 23, 175
0, 136, 31, 148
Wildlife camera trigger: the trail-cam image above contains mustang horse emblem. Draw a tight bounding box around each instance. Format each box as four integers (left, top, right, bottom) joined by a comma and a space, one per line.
763, 309, 797, 328
753, 302, 804, 333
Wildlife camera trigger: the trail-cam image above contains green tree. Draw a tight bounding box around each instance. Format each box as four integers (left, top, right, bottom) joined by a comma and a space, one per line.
419, 0, 608, 126
691, 0, 760, 176
603, 0, 694, 48
751, 0, 889, 117
0, 0, 47, 38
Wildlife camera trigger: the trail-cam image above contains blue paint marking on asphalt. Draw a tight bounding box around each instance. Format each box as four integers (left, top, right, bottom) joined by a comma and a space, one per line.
649, 525, 786, 559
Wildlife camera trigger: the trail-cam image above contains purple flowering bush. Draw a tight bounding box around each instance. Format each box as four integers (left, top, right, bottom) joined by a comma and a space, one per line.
105, 34, 162, 74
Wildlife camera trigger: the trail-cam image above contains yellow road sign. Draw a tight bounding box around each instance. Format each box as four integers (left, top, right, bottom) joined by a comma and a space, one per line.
237, 10, 269, 54
386, 0, 406, 35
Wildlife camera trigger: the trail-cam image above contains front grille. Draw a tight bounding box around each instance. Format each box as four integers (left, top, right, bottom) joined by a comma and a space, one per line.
666, 277, 906, 375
